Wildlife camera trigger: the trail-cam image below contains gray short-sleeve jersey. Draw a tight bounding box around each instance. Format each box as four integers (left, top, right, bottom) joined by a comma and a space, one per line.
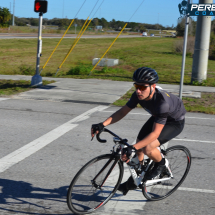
126, 88, 186, 125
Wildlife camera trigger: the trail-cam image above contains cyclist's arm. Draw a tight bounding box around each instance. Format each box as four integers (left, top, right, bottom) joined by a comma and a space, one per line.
103, 105, 132, 126
133, 122, 164, 150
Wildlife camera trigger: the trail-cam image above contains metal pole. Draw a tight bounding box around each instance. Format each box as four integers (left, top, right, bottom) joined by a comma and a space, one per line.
12, 0, 15, 26
179, 0, 190, 99
63, 0, 64, 18
31, 12, 43, 86
191, 0, 212, 83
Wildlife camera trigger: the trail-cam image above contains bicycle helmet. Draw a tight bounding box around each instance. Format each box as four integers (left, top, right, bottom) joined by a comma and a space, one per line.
133, 67, 158, 84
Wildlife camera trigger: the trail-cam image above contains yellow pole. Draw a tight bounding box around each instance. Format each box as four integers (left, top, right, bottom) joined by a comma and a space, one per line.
40, 19, 75, 74
56, 18, 92, 74
89, 23, 127, 75
68, 17, 89, 52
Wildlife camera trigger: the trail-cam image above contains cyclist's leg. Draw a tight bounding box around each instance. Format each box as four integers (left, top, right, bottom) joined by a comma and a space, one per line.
143, 139, 162, 161
157, 119, 185, 144
118, 117, 155, 195
136, 116, 155, 163
146, 119, 185, 179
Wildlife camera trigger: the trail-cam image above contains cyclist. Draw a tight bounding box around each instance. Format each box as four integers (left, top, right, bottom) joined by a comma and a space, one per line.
91, 67, 186, 195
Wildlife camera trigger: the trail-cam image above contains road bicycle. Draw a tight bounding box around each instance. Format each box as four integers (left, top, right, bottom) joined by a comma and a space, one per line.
67, 128, 191, 214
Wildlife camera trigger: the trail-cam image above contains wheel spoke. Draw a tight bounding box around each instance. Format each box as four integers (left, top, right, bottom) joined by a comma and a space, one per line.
67, 154, 123, 214
143, 146, 191, 201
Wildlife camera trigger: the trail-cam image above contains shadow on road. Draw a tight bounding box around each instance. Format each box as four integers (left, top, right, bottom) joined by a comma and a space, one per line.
0, 178, 73, 215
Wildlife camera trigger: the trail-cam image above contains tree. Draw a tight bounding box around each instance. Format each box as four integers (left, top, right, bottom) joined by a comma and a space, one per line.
99, 18, 108, 28
93, 18, 99, 27
0, 7, 11, 27
176, 17, 196, 37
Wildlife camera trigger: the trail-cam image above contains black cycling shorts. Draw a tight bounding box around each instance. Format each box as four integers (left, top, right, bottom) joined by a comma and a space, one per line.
137, 116, 185, 145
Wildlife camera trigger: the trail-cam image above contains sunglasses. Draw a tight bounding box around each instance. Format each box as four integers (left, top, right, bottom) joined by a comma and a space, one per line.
133, 83, 149, 91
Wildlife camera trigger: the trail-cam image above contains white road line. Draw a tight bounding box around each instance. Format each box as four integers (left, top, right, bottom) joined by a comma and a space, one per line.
185, 116, 215, 120
178, 187, 215, 194
154, 185, 215, 194
101, 111, 215, 120
173, 138, 215, 144
0, 98, 10, 101
0, 105, 109, 173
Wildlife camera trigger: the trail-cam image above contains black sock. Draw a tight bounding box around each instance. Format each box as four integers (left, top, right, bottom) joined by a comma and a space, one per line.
156, 158, 165, 166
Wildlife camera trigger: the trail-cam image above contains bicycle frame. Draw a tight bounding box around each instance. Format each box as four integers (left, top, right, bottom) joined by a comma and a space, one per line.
111, 142, 173, 188
95, 128, 173, 188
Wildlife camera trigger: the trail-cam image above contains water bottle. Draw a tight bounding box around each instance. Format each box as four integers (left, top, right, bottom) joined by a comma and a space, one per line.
128, 154, 140, 169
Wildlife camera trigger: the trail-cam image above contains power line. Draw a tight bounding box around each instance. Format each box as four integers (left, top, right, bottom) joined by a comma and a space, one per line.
92, 0, 105, 18
128, 0, 146, 22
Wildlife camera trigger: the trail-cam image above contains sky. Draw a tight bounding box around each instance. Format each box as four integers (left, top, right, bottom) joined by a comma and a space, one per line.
1, 0, 215, 27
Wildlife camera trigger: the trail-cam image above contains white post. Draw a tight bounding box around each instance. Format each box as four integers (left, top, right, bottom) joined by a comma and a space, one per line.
31, 12, 43, 86
12, 0, 15, 26
191, 0, 212, 83
179, 0, 190, 99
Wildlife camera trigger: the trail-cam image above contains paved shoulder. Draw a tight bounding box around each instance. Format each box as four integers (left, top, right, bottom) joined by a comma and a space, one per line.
0, 75, 132, 105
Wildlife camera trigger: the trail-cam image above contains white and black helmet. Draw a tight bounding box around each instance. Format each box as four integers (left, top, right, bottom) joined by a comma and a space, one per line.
133, 67, 159, 84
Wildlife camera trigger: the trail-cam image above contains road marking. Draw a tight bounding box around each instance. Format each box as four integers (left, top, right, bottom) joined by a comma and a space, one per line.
0, 105, 109, 173
173, 138, 215, 144
101, 111, 215, 120
0, 98, 10, 101
185, 116, 215, 120
153, 185, 215, 194
178, 187, 215, 194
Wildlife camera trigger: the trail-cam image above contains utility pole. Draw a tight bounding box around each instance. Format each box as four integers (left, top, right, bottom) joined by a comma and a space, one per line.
62, 0, 64, 18
191, 0, 212, 83
12, 0, 15, 26
179, 0, 190, 99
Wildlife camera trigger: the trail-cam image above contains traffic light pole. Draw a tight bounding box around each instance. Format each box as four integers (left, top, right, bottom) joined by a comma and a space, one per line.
31, 12, 43, 86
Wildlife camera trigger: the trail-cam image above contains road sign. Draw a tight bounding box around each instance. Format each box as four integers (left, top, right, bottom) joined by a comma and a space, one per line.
34, 0, 48, 14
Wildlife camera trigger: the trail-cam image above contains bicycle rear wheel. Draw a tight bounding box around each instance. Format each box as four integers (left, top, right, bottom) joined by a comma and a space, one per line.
143, 145, 191, 201
67, 154, 123, 214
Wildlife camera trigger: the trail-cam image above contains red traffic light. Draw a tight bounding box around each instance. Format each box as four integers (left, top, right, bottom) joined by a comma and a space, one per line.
34, 1, 48, 13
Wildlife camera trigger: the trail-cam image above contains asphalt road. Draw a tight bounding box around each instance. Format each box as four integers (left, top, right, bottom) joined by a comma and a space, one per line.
0, 79, 215, 214
0, 33, 143, 39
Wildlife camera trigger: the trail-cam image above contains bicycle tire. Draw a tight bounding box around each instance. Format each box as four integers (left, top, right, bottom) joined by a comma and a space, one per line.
143, 145, 191, 201
67, 154, 124, 214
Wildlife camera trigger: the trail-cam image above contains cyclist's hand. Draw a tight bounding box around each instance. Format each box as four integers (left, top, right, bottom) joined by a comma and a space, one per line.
91, 123, 105, 138
121, 146, 137, 163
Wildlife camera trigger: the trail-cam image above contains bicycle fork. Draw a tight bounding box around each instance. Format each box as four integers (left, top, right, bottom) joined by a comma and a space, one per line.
91, 156, 119, 190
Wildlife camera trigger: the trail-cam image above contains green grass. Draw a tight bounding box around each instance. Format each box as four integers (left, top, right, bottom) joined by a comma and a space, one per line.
1, 37, 215, 86
0, 79, 55, 96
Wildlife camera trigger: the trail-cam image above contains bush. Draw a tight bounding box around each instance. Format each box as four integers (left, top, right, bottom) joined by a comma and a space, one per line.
192, 80, 208, 86
209, 34, 215, 60
173, 37, 195, 57
18, 65, 35, 75
67, 65, 92, 75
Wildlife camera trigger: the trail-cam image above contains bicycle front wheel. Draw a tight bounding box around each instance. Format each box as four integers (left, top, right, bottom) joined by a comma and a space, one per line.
143, 145, 191, 201
67, 154, 123, 214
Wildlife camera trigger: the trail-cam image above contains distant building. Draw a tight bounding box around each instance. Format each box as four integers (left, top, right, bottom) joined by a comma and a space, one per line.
96, 26, 103, 30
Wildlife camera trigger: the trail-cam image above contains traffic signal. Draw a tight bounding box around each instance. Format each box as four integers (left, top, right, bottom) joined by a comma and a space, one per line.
34, 0, 48, 13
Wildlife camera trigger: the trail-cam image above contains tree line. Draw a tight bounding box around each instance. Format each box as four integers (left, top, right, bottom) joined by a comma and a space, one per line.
0, 6, 174, 32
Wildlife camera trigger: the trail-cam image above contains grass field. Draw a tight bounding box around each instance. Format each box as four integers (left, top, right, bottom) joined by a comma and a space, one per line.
1, 36, 215, 114
0, 37, 215, 86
